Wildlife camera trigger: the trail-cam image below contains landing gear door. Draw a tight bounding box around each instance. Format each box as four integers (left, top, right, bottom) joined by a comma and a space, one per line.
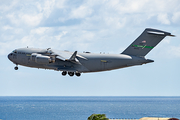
101, 60, 108, 70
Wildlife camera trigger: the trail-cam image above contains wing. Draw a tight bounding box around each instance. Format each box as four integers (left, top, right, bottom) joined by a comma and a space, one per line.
51, 50, 72, 60
51, 50, 86, 64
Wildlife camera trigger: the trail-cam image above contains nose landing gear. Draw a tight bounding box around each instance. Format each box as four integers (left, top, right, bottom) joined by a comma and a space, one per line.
14, 65, 18, 70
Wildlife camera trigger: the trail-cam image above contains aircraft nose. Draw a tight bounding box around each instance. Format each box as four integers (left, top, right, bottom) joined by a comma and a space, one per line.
8, 53, 13, 61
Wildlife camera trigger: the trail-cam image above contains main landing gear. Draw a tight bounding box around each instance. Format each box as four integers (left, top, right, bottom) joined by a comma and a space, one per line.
68, 72, 74, 76
62, 71, 67, 76
62, 71, 81, 77
14, 65, 18, 70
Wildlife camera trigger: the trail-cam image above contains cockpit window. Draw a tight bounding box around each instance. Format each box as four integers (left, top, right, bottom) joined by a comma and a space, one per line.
12, 50, 17, 53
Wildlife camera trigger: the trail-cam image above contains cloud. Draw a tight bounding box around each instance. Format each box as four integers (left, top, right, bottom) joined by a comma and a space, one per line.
172, 12, 180, 24
1, 0, 180, 56
21, 13, 43, 26
3, 0, 57, 27
55, 31, 68, 41
2, 25, 13, 30
70, 5, 93, 19
0, 0, 18, 12
42, 0, 56, 18
104, 17, 126, 29
169, 45, 180, 58
30, 27, 51, 35
157, 13, 171, 25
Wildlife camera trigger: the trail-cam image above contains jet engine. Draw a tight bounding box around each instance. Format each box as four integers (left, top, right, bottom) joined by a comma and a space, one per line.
30, 53, 55, 64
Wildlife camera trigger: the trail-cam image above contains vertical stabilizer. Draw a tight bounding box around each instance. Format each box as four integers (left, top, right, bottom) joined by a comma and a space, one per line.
122, 28, 174, 57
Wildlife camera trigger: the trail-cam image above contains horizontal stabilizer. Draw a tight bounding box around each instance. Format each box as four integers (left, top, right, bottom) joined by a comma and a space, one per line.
147, 30, 175, 37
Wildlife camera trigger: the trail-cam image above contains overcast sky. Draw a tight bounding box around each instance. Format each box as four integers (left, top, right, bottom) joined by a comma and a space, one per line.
1, 0, 180, 96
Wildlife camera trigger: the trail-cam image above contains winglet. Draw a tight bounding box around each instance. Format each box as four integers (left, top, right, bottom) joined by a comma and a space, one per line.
69, 51, 77, 61
69, 51, 82, 64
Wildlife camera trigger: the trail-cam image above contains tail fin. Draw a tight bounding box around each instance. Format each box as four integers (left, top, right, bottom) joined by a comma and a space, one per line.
122, 28, 175, 57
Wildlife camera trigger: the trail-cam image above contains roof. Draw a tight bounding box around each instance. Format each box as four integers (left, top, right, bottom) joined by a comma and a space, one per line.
140, 117, 179, 120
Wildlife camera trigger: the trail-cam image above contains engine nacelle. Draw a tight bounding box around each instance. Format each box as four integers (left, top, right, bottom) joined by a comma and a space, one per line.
30, 53, 55, 64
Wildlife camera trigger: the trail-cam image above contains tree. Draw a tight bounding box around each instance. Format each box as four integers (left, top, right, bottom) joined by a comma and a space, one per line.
88, 114, 109, 120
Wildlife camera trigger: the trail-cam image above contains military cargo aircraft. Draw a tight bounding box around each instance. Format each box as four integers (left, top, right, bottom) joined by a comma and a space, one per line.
8, 28, 174, 77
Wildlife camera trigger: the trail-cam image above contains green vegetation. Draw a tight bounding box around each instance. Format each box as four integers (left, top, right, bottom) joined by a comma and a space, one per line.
88, 114, 109, 120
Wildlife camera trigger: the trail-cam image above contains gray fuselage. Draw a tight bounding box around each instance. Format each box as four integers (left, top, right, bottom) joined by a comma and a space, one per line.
8, 48, 153, 73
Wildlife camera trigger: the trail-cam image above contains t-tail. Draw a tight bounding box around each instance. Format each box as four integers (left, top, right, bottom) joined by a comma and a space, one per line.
122, 28, 175, 57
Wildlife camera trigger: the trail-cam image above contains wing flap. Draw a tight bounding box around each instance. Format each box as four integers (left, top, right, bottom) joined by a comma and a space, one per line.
56, 55, 66, 61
